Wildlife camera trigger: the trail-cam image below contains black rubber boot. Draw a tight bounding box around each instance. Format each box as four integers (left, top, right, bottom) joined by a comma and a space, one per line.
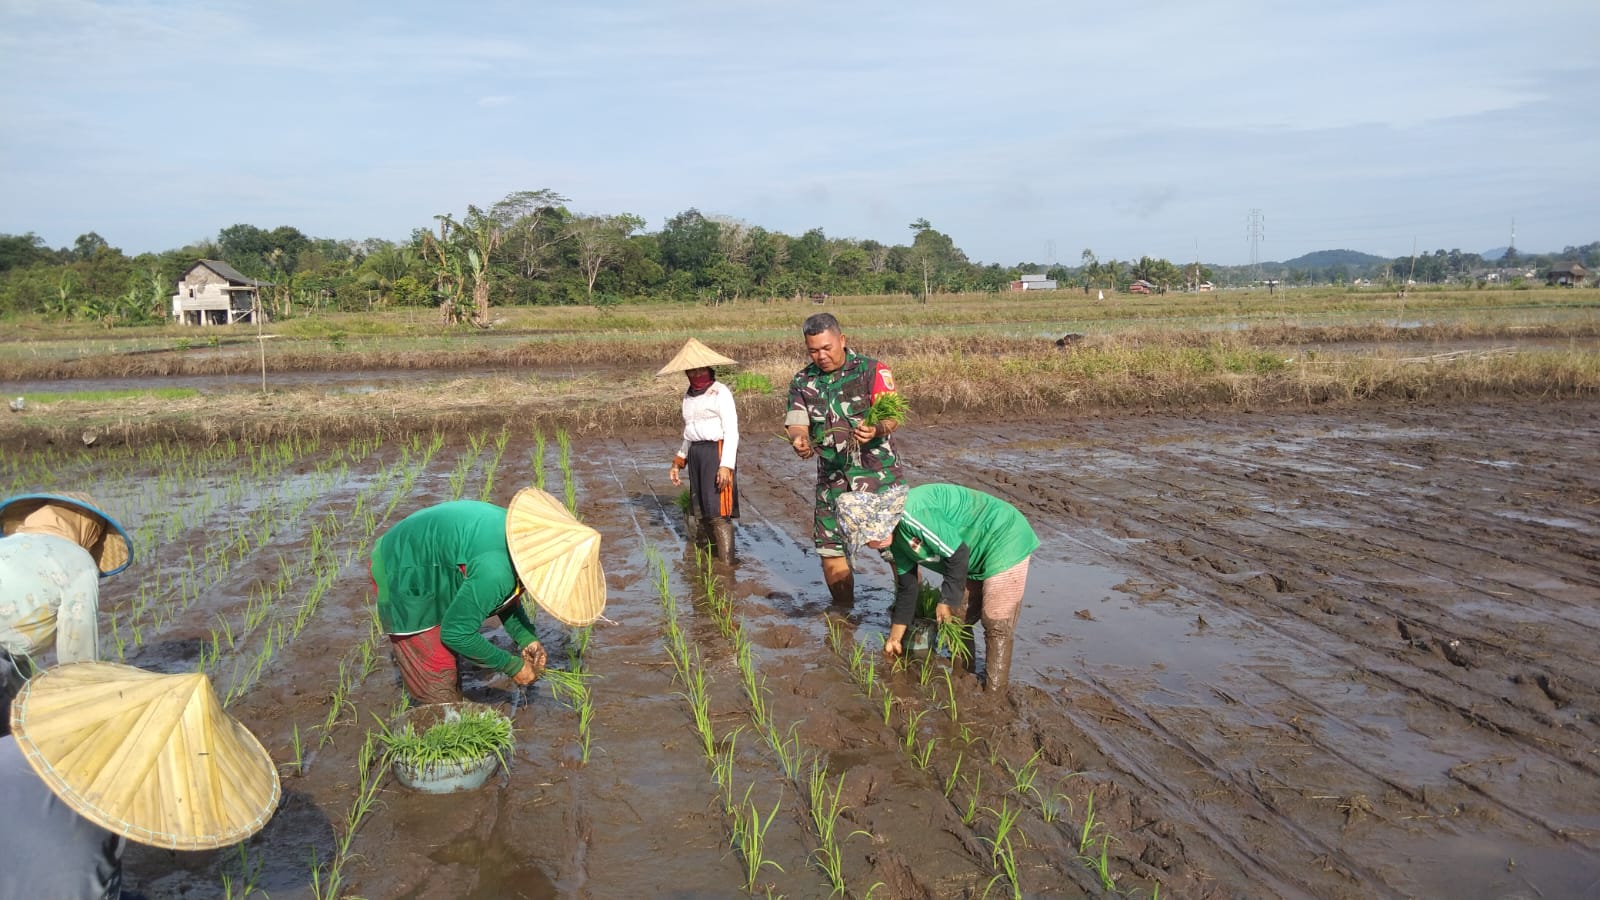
981, 615, 1016, 695
710, 517, 735, 562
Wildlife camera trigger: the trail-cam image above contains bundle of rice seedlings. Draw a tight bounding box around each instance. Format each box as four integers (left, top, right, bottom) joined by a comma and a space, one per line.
383, 707, 514, 769
541, 667, 598, 704
862, 391, 910, 427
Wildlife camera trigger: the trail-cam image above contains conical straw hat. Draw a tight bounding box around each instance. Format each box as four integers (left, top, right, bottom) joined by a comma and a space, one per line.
9, 662, 281, 850
0, 491, 132, 576
505, 488, 607, 627
656, 337, 737, 376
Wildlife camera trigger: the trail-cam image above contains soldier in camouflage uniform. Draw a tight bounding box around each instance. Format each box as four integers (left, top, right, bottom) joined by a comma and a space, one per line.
785, 313, 905, 605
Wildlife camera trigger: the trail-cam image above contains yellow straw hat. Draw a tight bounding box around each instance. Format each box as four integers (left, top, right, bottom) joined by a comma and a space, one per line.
0, 491, 132, 576
656, 338, 737, 376
505, 488, 607, 627
8, 662, 280, 850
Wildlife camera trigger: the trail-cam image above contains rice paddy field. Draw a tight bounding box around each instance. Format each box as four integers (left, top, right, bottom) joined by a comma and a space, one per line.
1, 287, 1597, 898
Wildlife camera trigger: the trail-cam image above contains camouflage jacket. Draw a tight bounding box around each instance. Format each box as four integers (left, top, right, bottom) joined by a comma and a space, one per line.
786, 349, 904, 488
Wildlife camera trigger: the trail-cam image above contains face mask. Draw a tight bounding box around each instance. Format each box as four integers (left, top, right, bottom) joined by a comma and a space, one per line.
687, 370, 714, 392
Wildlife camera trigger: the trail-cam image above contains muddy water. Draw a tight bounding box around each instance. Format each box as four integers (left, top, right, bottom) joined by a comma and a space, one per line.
13, 398, 1596, 898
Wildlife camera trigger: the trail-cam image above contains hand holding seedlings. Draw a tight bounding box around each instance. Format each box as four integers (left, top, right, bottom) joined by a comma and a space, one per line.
521, 640, 548, 672
512, 658, 541, 685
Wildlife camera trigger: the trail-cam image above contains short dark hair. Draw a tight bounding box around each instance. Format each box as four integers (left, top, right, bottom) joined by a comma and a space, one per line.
803, 312, 841, 337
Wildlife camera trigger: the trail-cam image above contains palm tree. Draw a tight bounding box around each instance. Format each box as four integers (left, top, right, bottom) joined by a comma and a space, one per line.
1102, 259, 1123, 292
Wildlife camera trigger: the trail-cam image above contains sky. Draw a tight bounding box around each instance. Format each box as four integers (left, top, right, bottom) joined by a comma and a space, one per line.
2, 1, 1597, 267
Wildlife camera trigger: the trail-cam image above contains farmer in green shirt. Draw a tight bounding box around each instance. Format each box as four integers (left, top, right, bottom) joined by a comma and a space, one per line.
785, 312, 905, 606
372, 489, 607, 705
837, 483, 1040, 695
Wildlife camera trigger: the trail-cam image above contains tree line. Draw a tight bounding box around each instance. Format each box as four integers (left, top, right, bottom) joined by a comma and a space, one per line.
1, 189, 1593, 326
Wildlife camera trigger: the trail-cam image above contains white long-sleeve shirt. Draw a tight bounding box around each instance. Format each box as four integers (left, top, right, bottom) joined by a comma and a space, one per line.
676, 382, 740, 469
0, 533, 102, 664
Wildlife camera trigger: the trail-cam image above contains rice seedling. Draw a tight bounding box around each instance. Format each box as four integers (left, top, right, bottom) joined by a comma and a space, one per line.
288, 723, 304, 775
823, 615, 844, 654
731, 784, 785, 891
712, 726, 743, 797
807, 760, 869, 896
983, 842, 1022, 900
1007, 748, 1044, 799
902, 708, 928, 751
308, 848, 342, 900
220, 843, 264, 900
944, 752, 963, 798
942, 667, 960, 723
767, 720, 807, 783
743, 671, 773, 733
960, 772, 984, 825
680, 659, 717, 763
913, 735, 937, 770
983, 798, 1023, 867
1078, 791, 1100, 854
879, 691, 895, 725
1039, 788, 1073, 824
1086, 834, 1116, 891
576, 691, 595, 764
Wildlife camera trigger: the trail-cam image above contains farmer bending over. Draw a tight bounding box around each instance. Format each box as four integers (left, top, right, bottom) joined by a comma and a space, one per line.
0, 491, 133, 733
372, 488, 606, 705
836, 483, 1039, 695
785, 312, 905, 606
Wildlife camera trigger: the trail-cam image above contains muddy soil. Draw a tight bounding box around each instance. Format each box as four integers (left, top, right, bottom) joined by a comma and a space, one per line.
18, 397, 1597, 898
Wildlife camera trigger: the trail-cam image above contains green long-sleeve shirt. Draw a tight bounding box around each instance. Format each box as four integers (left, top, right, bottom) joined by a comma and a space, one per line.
372, 500, 537, 676
884, 484, 1039, 626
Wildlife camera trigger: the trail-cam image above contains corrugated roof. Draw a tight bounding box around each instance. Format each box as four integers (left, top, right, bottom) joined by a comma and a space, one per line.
191, 259, 265, 286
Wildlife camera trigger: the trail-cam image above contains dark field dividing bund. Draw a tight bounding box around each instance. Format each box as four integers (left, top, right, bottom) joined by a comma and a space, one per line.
14, 397, 1595, 898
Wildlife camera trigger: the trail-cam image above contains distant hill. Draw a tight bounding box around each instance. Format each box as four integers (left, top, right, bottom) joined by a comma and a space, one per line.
1273, 249, 1390, 269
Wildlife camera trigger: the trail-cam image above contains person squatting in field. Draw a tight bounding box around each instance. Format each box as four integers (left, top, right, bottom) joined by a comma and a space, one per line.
836, 483, 1040, 695
0, 491, 132, 734
370, 488, 606, 705
785, 312, 905, 606
372, 498, 546, 704
660, 338, 741, 562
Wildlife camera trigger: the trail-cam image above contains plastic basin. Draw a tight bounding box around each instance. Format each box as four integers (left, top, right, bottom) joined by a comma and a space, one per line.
389, 702, 507, 794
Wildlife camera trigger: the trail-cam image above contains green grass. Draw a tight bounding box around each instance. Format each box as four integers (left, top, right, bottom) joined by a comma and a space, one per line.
17, 387, 200, 403
729, 371, 773, 394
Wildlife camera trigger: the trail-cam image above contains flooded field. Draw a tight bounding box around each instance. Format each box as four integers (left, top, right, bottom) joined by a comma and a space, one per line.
5, 395, 1596, 898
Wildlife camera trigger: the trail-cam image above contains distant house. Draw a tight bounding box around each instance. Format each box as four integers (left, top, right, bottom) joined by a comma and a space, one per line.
171, 260, 268, 325
1008, 273, 1057, 291
1128, 279, 1155, 294
1546, 262, 1589, 287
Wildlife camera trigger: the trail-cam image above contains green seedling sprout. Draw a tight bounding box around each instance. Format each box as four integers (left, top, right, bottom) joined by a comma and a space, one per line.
942, 667, 960, 722
733, 784, 785, 891
1008, 748, 1044, 799
903, 708, 928, 750
961, 772, 984, 825
944, 752, 964, 798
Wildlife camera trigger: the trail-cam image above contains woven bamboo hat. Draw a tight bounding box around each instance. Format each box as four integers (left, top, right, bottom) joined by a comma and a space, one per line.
506, 488, 607, 627
8, 662, 280, 850
656, 337, 737, 376
0, 491, 132, 577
